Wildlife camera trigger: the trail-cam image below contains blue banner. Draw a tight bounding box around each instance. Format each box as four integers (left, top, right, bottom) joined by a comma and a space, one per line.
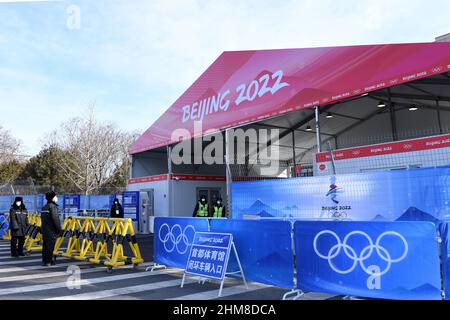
294, 221, 441, 300
440, 222, 450, 300
63, 194, 81, 215
154, 217, 210, 269
122, 191, 139, 222
185, 232, 232, 280
210, 219, 295, 289
232, 166, 450, 221
0, 214, 9, 238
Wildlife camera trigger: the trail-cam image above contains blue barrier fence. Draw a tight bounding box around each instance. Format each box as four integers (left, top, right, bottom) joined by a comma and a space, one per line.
294, 221, 442, 300
440, 222, 450, 300
210, 219, 295, 289
154, 217, 450, 300
0, 194, 117, 212
232, 166, 450, 221
154, 217, 209, 269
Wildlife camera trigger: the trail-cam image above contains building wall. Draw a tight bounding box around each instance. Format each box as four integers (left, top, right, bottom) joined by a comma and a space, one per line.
126, 179, 169, 218
132, 151, 168, 177
173, 163, 226, 176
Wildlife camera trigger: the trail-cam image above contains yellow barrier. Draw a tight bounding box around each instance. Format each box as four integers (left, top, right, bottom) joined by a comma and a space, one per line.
105, 218, 144, 270
54, 216, 144, 272
89, 218, 113, 264
54, 217, 82, 258
1, 213, 11, 240
24, 213, 42, 254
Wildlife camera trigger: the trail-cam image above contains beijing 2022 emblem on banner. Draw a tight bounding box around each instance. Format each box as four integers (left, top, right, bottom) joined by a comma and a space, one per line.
321, 176, 352, 219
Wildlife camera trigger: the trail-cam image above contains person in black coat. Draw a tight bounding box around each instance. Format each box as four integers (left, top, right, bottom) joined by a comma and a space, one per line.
41, 191, 62, 266
10, 197, 28, 257
110, 198, 124, 218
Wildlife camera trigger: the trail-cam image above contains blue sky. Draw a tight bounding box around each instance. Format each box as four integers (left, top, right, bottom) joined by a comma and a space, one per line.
0, 0, 449, 156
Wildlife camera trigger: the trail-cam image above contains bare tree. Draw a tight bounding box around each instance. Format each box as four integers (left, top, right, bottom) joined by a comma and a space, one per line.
49, 108, 137, 195
0, 126, 21, 164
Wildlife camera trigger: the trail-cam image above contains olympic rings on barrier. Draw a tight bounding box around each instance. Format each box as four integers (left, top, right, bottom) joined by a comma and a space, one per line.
158, 223, 196, 255
313, 230, 408, 277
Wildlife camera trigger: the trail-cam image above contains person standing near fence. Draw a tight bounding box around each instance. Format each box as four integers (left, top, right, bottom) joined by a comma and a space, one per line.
110, 198, 124, 218
10, 197, 28, 257
41, 191, 62, 266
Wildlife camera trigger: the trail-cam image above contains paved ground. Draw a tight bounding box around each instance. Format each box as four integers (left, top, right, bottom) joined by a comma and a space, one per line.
0, 236, 342, 300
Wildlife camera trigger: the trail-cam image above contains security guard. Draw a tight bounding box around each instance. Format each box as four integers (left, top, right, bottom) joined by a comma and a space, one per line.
41, 191, 62, 266
110, 198, 124, 218
10, 197, 28, 257
212, 198, 227, 218
193, 196, 209, 217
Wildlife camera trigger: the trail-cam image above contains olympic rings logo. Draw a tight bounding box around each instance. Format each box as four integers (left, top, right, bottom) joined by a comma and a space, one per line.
313, 230, 408, 277
158, 223, 196, 255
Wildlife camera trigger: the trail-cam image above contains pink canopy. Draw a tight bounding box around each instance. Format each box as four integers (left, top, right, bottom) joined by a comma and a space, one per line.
129, 42, 450, 154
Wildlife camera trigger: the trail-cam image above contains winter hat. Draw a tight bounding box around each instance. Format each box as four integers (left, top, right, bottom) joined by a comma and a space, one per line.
45, 191, 57, 202
14, 196, 23, 203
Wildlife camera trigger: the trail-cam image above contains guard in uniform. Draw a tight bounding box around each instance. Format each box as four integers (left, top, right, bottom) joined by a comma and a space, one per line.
193, 196, 209, 217
212, 198, 227, 218
110, 198, 124, 218
41, 191, 62, 266
10, 197, 28, 257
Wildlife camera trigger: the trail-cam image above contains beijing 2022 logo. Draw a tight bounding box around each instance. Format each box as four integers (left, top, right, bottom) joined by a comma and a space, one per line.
322, 176, 350, 219
313, 230, 409, 290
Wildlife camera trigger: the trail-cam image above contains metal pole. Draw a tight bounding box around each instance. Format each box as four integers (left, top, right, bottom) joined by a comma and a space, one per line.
167, 146, 173, 216
327, 141, 337, 175
291, 131, 296, 178
129, 155, 133, 182
232, 242, 248, 289
315, 106, 322, 153
436, 100, 443, 134
388, 88, 397, 141
225, 130, 232, 218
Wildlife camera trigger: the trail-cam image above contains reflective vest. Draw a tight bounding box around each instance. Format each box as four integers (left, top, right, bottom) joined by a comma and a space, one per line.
213, 206, 224, 218
197, 203, 208, 217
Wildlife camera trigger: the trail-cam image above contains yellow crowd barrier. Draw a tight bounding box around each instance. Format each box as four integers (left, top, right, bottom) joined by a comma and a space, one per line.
24, 213, 42, 254
54, 217, 144, 272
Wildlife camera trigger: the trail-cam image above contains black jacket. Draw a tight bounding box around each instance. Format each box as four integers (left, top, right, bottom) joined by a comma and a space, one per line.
10, 207, 28, 237
110, 203, 124, 218
41, 202, 62, 238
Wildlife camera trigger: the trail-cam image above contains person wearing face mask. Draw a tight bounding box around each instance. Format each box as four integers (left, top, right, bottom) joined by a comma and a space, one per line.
110, 198, 124, 218
212, 198, 227, 218
193, 196, 209, 217
40, 191, 62, 266
10, 197, 28, 257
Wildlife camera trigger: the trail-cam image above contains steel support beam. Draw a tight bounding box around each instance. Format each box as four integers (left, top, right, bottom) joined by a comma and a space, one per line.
437, 100, 443, 134
292, 131, 296, 177
370, 95, 450, 113
225, 129, 232, 217
315, 106, 322, 153
375, 92, 450, 102
388, 88, 398, 141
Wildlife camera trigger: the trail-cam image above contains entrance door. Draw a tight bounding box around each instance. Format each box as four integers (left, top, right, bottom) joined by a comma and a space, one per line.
139, 189, 154, 234
196, 188, 222, 206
